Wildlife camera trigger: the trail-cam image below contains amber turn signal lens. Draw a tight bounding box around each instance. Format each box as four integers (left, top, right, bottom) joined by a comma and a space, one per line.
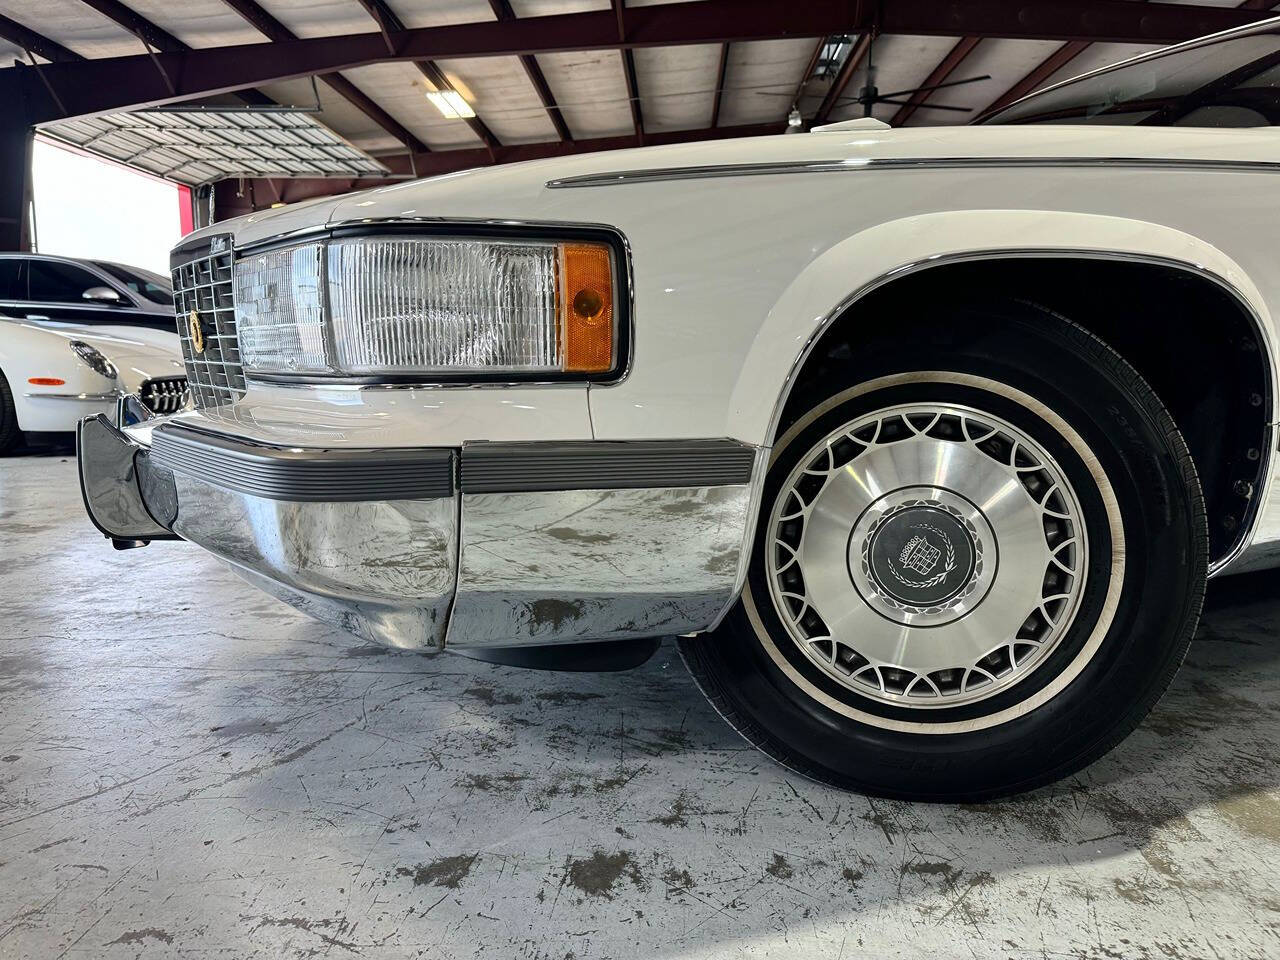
560, 242, 614, 373
28, 377, 65, 386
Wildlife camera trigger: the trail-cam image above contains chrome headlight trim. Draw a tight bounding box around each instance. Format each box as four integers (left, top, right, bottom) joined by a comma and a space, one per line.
233, 219, 634, 387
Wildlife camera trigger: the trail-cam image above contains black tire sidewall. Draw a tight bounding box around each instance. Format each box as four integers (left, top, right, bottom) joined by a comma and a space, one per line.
0, 369, 19, 454
688, 307, 1205, 800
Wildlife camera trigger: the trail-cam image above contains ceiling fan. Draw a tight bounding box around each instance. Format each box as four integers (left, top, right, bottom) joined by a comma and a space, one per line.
763, 32, 992, 124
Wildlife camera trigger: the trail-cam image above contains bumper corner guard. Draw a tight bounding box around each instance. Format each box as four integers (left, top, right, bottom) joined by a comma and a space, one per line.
77, 414, 180, 545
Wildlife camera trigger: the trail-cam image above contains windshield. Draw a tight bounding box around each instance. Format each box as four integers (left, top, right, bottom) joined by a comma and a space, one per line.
982, 29, 1280, 127
92, 261, 173, 305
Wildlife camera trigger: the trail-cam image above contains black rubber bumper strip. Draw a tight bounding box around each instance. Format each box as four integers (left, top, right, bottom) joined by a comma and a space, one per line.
150, 423, 456, 502
461, 439, 757, 493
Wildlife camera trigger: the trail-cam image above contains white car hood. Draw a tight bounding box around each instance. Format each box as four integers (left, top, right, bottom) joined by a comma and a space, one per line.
183, 124, 1280, 247
19, 320, 184, 386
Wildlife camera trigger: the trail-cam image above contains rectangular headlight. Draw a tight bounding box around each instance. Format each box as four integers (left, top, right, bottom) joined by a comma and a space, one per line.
231, 234, 619, 379
234, 244, 328, 373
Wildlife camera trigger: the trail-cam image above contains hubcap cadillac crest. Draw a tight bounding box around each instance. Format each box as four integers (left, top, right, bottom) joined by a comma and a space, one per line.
864, 501, 977, 608
188, 309, 205, 354
849, 490, 993, 624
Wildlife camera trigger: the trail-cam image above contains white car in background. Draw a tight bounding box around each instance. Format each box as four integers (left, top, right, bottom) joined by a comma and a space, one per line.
0, 316, 186, 453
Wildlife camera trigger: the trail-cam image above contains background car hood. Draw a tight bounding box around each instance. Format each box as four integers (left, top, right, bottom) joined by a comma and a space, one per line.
15, 319, 183, 381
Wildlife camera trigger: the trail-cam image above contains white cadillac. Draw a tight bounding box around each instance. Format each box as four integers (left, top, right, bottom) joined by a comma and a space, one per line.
1, 316, 186, 454
78, 21, 1280, 800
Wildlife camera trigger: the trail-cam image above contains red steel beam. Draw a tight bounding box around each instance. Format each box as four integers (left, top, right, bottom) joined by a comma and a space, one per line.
613, 0, 644, 142
621, 48, 644, 141
0, 15, 83, 63
73, 0, 274, 105
353, 0, 498, 150
710, 41, 729, 127
218, 0, 429, 154
890, 35, 982, 126
15, 0, 1276, 125
212, 120, 785, 218
76, 0, 185, 53
488, 0, 571, 141
792, 37, 826, 109
981, 41, 1090, 116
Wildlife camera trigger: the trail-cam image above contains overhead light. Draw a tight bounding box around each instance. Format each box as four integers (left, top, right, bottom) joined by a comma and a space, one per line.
787, 107, 803, 128
426, 89, 476, 120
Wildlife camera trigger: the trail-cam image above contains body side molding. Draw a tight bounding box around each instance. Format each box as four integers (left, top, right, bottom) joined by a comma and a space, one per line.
460, 439, 756, 493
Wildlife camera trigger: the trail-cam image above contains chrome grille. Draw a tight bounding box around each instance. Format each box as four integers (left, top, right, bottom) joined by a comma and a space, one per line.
171, 237, 244, 409
139, 376, 189, 415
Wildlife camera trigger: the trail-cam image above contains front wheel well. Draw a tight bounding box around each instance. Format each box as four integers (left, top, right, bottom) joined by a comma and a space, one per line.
778, 257, 1271, 567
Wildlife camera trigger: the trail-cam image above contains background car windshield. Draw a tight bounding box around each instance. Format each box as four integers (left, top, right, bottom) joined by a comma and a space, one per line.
982, 30, 1280, 126
92, 260, 173, 305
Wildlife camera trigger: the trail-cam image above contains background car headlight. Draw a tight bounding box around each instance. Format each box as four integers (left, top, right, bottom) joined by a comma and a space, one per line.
233, 234, 620, 379
68, 340, 118, 380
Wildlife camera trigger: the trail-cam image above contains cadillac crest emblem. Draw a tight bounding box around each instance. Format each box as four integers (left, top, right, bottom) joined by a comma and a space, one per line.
899, 534, 942, 576
188, 309, 205, 354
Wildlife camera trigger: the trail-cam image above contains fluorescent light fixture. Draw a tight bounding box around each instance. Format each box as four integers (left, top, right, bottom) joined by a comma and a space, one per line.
426, 89, 476, 119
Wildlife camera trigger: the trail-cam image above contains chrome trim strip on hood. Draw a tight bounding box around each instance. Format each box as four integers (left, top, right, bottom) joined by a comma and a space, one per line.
545, 156, 1280, 189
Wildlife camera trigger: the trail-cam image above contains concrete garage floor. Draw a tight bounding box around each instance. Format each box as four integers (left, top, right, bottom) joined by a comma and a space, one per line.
2, 450, 1280, 960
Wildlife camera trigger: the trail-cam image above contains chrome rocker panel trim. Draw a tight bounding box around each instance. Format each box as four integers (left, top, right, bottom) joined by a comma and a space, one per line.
79, 419, 760, 651
28, 391, 122, 402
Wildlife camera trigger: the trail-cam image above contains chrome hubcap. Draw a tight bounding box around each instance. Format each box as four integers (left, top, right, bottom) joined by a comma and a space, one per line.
767, 403, 1088, 708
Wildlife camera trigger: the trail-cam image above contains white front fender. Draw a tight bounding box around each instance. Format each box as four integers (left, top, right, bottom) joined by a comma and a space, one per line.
727, 208, 1274, 447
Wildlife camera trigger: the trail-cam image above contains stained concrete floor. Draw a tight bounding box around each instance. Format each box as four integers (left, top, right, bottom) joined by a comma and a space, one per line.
2, 448, 1280, 960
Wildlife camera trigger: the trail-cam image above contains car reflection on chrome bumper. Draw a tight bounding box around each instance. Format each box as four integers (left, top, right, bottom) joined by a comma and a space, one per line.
76, 414, 763, 650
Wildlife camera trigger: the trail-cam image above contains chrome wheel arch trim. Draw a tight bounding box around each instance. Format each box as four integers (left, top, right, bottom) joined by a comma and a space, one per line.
744, 372, 1125, 736
757, 247, 1275, 577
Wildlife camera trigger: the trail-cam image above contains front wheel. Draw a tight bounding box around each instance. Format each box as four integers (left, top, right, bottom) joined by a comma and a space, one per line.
681, 304, 1207, 801
0, 370, 19, 456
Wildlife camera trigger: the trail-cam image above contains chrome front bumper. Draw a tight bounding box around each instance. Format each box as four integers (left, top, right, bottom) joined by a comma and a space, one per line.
77, 415, 762, 650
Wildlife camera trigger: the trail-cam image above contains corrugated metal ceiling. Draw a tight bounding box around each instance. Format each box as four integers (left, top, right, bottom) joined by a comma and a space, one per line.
1, 0, 1265, 186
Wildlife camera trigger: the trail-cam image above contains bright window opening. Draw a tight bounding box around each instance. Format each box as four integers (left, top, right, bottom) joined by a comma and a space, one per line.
31, 138, 191, 275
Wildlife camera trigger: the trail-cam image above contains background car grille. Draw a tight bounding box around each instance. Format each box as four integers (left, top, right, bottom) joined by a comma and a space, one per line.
171, 236, 245, 409
139, 376, 189, 415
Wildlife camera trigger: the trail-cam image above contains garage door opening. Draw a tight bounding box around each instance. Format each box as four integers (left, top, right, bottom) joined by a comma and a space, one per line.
30, 137, 192, 275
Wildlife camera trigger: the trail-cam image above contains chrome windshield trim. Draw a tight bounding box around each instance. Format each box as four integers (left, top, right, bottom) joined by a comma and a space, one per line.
977, 15, 1280, 123
545, 156, 1280, 189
